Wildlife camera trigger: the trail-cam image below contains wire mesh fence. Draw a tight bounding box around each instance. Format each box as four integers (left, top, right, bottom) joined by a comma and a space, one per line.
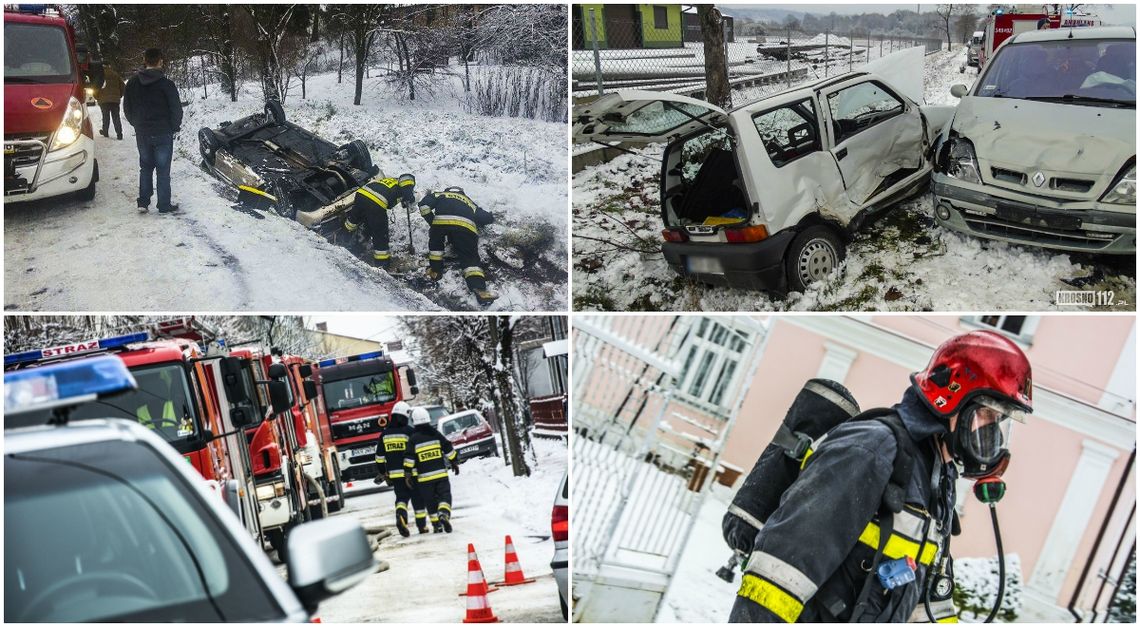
572, 9, 942, 100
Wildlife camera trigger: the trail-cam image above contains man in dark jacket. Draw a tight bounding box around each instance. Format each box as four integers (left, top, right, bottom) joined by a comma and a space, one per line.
97, 66, 125, 140
123, 48, 183, 214
418, 187, 497, 305
729, 330, 1032, 623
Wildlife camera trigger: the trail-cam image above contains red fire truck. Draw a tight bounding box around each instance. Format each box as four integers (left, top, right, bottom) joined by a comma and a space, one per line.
977, 7, 1102, 69
4, 4, 99, 202
275, 353, 345, 516
313, 351, 419, 485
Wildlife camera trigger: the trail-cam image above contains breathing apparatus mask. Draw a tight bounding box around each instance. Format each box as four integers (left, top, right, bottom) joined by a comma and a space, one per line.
949, 395, 1024, 478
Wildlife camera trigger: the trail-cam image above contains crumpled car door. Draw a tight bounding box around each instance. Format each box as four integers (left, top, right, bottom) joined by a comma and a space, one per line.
822, 78, 924, 209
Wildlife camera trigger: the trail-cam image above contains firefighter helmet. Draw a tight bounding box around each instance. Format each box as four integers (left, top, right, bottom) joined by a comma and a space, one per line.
397, 173, 416, 204
911, 329, 1033, 417
391, 401, 412, 421
410, 407, 431, 426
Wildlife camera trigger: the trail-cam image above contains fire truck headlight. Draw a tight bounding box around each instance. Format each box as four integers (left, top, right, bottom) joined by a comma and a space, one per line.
1102, 164, 1136, 205
49, 96, 85, 152
946, 137, 982, 185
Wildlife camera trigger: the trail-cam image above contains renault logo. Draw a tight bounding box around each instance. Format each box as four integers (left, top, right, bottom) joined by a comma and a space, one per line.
1032, 171, 1046, 187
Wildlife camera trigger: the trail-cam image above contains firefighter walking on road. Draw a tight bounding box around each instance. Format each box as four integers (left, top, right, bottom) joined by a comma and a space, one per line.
374, 401, 428, 536
404, 407, 461, 533
418, 186, 498, 305
345, 173, 417, 269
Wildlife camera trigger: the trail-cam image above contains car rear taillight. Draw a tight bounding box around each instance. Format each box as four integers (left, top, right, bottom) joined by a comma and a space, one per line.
552, 504, 568, 542
661, 228, 688, 243
724, 225, 769, 243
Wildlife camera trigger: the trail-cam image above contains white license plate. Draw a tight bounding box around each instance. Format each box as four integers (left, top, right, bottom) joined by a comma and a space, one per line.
686, 256, 724, 275
460, 445, 477, 454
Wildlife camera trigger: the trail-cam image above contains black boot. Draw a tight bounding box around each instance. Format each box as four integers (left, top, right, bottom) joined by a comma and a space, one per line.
417, 522, 430, 534
440, 512, 452, 534
396, 511, 410, 538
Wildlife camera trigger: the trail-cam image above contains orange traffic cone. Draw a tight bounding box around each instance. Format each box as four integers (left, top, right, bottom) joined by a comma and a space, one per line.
460, 544, 499, 597
494, 535, 536, 586
462, 544, 499, 623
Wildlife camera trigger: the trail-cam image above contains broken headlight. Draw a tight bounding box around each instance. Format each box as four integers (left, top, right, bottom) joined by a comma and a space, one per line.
946, 137, 981, 185
1101, 164, 1136, 205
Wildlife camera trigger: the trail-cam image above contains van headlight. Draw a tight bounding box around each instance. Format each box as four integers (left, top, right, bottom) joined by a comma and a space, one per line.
49, 96, 85, 152
946, 137, 982, 185
1102, 164, 1136, 205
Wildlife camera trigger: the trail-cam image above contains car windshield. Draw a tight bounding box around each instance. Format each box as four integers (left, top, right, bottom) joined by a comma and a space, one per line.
5, 438, 284, 622
322, 372, 396, 410
441, 413, 481, 436
4, 22, 75, 83
64, 363, 199, 443
977, 39, 1135, 106
426, 406, 450, 426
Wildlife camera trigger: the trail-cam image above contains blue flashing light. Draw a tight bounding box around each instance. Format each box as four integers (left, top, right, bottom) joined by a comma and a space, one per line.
5, 355, 137, 416
4, 332, 149, 367
995, 9, 1004, 15
317, 358, 337, 368
354, 351, 384, 361
317, 350, 385, 368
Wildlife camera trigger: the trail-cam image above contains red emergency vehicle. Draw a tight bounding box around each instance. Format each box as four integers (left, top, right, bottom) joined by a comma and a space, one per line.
977, 7, 1102, 69
313, 351, 419, 484
4, 4, 99, 202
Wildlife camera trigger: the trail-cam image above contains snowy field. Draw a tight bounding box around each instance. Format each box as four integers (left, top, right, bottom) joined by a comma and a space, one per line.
571, 47, 1135, 311
304, 437, 567, 623
5, 65, 567, 312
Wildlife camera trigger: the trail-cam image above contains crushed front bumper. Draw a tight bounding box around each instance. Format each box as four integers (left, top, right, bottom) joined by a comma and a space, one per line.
931, 176, 1135, 254
661, 230, 796, 292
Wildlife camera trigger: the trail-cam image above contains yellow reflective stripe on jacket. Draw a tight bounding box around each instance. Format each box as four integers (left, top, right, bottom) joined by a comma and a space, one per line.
418, 468, 450, 482
387, 469, 405, 478
432, 217, 478, 234
358, 187, 389, 209
738, 574, 803, 623
238, 185, 277, 202
137, 401, 176, 428
909, 599, 959, 623
858, 521, 938, 565
415, 441, 442, 452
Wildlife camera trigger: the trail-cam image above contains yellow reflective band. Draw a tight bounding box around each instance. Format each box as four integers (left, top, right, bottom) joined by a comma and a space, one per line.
395, 502, 407, 511
737, 574, 803, 623
433, 218, 478, 234
375, 456, 384, 463
375, 177, 398, 188
800, 448, 814, 470
358, 187, 388, 209
238, 185, 277, 202
447, 450, 458, 460
463, 269, 485, 279
344, 220, 359, 232
374, 251, 390, 260
858, 522, 939, 566
438, 503, 451, 511
418, 469, 450, 482
415, 441, 442, 452
399, 179, 415, 187
937, 617, 959, 623
428, 254, 444, 261
439, 191, 477, 210
404, 459, 415, 467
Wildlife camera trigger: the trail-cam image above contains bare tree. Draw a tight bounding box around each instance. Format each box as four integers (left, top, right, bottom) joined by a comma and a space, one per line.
935, 4, 957, 50
699, 5, 731, 110
241, 4, 307, 103
489, 316, 532, 477
330, 4, 388, 106
956, 5, 980, 44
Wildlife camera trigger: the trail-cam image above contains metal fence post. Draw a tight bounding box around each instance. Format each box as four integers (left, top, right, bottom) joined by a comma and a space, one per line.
785, 26, 792, 88
589, 8, 604, 96
824, 30, 829, 77
879, 34, 883, 59
848, 32, 853, 72
867, 33, 871, 61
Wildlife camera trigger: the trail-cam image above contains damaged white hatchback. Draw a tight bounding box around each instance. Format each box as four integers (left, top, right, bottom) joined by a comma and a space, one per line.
932, 26, 1136, 254
574, 49, 954, 294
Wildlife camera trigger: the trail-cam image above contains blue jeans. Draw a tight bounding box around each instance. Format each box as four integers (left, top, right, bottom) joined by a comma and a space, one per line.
136, 133, 174, 209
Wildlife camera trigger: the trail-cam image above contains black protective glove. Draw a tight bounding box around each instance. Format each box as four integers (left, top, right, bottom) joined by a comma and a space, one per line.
373, 473, 386, 485
405, 476, 414, 489
452, 462, 460, 475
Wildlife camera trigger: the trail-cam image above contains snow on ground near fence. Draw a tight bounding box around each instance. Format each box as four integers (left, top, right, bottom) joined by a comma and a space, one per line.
4, 67, 566, 312
310, 436, 567, 623
571, 48, 1135, 312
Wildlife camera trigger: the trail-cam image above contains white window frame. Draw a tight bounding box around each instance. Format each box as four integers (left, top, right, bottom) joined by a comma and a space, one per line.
961, 315, 1040, 346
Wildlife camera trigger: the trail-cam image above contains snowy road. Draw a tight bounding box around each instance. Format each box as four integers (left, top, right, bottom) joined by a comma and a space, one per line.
306, 440, 567, 623
5, 69, 567, 312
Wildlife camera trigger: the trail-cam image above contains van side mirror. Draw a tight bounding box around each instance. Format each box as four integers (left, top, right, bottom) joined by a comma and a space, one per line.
407, 368, 417, 388
950, 84, 969, 99
299, 364, 313, 378
268, 380, 292, 415
287, 518, 377, 614
303, 380, 318, 402
268, 363, 288, 380
220, 357, 260, 429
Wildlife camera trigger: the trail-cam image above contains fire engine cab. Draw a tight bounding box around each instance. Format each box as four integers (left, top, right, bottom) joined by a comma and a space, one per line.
976, 6, 1102, 69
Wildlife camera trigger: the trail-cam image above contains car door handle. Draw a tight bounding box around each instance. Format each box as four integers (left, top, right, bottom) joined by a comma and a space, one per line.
836, 147, 848, 161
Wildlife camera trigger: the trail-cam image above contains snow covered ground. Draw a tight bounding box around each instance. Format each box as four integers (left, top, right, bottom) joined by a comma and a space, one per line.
571, 47, 1135, 311
304, 437, 566, 623
5, 65, 567, 312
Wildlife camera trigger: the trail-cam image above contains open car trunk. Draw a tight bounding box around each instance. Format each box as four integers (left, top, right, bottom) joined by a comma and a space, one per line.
661, 131, 750, 229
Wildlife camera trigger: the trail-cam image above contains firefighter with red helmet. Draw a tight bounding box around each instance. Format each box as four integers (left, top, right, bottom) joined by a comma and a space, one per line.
345, 173, 417, 269
729, 330, 1031, 623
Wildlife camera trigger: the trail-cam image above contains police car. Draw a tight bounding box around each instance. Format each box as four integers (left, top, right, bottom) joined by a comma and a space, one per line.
4, 357, 377, 622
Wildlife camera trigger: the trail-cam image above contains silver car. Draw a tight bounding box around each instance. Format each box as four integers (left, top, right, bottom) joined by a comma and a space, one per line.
552, 472, 569, 619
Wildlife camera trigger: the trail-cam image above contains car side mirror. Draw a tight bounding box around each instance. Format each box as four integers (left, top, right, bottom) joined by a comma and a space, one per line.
287, 518, 377, 613
298, 364, 313, 378
950, 84, 969, 99
303, 380, 318, 402
268, 363, 288, 380
268, 380, 291, 415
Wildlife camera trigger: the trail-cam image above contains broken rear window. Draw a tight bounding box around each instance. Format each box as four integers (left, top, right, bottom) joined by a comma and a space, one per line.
608, 100, 719, 137
976, 39, 1135, 106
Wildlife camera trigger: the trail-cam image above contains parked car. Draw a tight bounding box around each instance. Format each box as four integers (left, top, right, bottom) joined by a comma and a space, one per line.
198, 101, 377, 228
4, 357, 377, 622
551, 472, 569, 620
933, 27, 1135, 254
573, 48, 954, 294
418, 403, 453, 428
965, 30, 985, 69
437, 410, 499, 460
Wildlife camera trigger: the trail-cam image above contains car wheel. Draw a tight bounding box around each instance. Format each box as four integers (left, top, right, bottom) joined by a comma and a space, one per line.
265, 100, 286, 125
327, 459, 344, 513
341, 139, 372, 171
785, 225, 845, 293
75, 161, 97, 201
198, 127, 221, 166
267, 528, 288, 563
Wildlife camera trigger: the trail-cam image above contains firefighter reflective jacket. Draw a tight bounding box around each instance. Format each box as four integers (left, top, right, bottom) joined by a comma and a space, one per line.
418, 188, 495, 234
349, 177, 412, 223
729, 388, 958, 623
404, 425, 458, 483
375, 420, 415, 479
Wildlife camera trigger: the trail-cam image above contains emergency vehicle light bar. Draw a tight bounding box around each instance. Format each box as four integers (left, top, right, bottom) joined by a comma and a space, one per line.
5, 355, 136, 416
317, 350, 384, 368
4, 332, 149, 367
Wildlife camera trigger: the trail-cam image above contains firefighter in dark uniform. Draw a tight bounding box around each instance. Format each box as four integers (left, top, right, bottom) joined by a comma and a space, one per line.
418, 186, 497, 305
404, 407, 460, 533
373, 401, 429, 536
729, 330, 1032, 623
344, 173, 416, 268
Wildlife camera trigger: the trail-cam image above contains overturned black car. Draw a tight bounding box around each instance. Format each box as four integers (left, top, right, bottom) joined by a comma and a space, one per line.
198, 101, 376, 229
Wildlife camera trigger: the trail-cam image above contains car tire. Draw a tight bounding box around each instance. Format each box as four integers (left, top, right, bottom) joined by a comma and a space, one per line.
341, 139, 372, 171
785, 225, 845, 293
327, 459, 344, 513
198, 127, 221, 166
267, 528, 288, 564
265, 100, 286, 125
75, 161, 97, 201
